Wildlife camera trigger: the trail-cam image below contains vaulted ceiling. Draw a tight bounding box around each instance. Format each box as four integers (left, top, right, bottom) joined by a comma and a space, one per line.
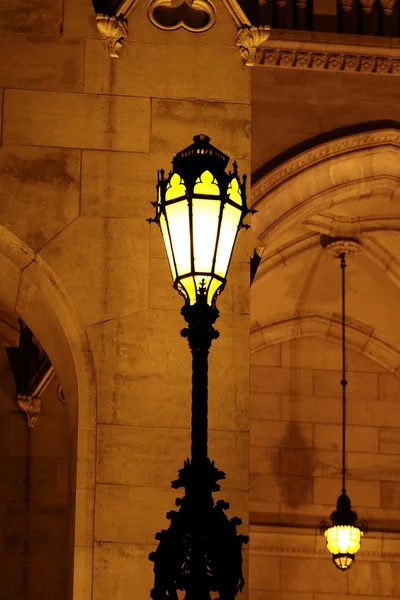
251, 126, 400, 374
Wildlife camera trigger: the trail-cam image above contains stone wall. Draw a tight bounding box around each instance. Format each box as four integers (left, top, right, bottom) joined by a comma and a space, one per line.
0, 342, 68, 600
252, 65, 400, 174
0, 1, 253, 598
249, 336, 400, 598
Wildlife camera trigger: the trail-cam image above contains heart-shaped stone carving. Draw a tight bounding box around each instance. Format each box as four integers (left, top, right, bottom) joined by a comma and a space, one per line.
148, 0, 216, 32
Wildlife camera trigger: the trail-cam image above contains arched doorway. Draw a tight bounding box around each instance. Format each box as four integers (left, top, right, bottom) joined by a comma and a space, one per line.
249, 127, 400, 597
0, 227, 96, 599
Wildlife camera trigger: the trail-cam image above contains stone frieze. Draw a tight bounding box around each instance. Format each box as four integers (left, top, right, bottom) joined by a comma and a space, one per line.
254, 34, 400, 75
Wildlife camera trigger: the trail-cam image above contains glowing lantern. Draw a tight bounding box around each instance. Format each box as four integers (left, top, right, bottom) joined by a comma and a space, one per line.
150, 134, 251, 306
321, 492, 366, 571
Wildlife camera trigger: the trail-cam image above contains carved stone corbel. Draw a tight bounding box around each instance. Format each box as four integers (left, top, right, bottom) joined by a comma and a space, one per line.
339, 0, 353, 11
359, 0, 375, 12
96, 14, 128, 58
17, 395, 41, 428
236, 25, 271, 67
379, 0, 396, 14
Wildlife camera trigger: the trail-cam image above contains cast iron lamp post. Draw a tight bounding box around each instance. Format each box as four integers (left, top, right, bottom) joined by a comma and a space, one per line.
320, 236, 367, 571
148, 134, 251, 599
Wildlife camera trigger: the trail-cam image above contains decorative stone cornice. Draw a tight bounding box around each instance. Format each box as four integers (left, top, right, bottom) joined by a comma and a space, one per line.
259, 47, 400, 74
255, 32, 400, 74
96, 14, 128, 58
236, 25, 271, 67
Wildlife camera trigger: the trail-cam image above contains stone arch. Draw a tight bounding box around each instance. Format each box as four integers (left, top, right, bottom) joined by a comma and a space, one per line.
251, 127, 400, 244
0, 224, 96, 596
251, 311, 400, 376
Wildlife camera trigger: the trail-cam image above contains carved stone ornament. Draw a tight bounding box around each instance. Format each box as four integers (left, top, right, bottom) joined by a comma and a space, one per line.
321, 235, 362, 259
257, 45, 400, 75
359, 0, 375, 12
339, 0, 353, 11
147, 0, 216, 32
96, 14, 128, 58
17, 395, 41, 428
379, 0, 396, 14
236, 25, 271, 67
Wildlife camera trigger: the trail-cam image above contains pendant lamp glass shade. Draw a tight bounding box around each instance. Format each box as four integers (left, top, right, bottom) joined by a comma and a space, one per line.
324, 525, 362, 570
151, 134, 252, 306
321, 491, 366, 571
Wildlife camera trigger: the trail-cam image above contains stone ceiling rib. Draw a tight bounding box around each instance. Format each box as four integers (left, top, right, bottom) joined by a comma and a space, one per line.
250, 312, 400, 376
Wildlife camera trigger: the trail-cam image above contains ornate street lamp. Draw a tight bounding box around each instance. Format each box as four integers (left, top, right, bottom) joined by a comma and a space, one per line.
148, 134, 251, 599
320, 236, 368, 571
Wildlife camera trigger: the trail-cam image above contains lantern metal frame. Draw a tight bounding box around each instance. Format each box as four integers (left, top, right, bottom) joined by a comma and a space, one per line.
150, 133, 252, 307
148, 135, 252, 600
320, 236, 368, 571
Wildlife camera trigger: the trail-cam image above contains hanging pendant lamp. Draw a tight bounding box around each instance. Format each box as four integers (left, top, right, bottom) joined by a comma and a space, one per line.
320, 236, 368, 571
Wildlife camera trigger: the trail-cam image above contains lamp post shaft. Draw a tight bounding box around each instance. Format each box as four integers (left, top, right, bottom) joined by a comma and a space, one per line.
181, 295, 219, 465
191, 347, 209, 466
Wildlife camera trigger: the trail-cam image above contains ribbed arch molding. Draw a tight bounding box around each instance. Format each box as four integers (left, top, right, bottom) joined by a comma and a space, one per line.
252, 129, 400, 244
251, 311, 400, 377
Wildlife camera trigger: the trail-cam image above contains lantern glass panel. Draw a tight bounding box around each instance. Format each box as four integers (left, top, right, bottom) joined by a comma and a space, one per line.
178, 276, 196, 305
215, 203, 242, 278
165, 200, 191, 275
207, 277, 223, 305
166, 173, 186, 201
325, 525, 362, 555
227, 177, 242, 206
194, 170, 220, 196
192, 199, 220, 272
160, 214, 177, 280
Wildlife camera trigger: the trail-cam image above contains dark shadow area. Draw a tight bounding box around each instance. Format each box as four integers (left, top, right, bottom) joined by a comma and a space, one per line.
91, 0, 123, 15
0, 309, 69, 600
276, 420, 315, 508
252, 119, 400, 185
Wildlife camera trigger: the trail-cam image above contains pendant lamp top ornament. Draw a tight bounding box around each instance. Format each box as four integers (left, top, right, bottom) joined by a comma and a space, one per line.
320, 235, 367, 572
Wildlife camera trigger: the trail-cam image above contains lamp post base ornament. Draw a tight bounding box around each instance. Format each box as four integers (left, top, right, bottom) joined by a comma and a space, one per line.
150, 294, 248, 600
149, 458, 248, 599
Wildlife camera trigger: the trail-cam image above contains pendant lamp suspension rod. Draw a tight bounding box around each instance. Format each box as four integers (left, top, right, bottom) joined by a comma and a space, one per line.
340, 252, 347, 495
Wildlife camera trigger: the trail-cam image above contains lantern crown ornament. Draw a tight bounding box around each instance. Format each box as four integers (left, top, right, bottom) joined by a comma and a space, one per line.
320, 236, 367, 572
150, 134, 252, 307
